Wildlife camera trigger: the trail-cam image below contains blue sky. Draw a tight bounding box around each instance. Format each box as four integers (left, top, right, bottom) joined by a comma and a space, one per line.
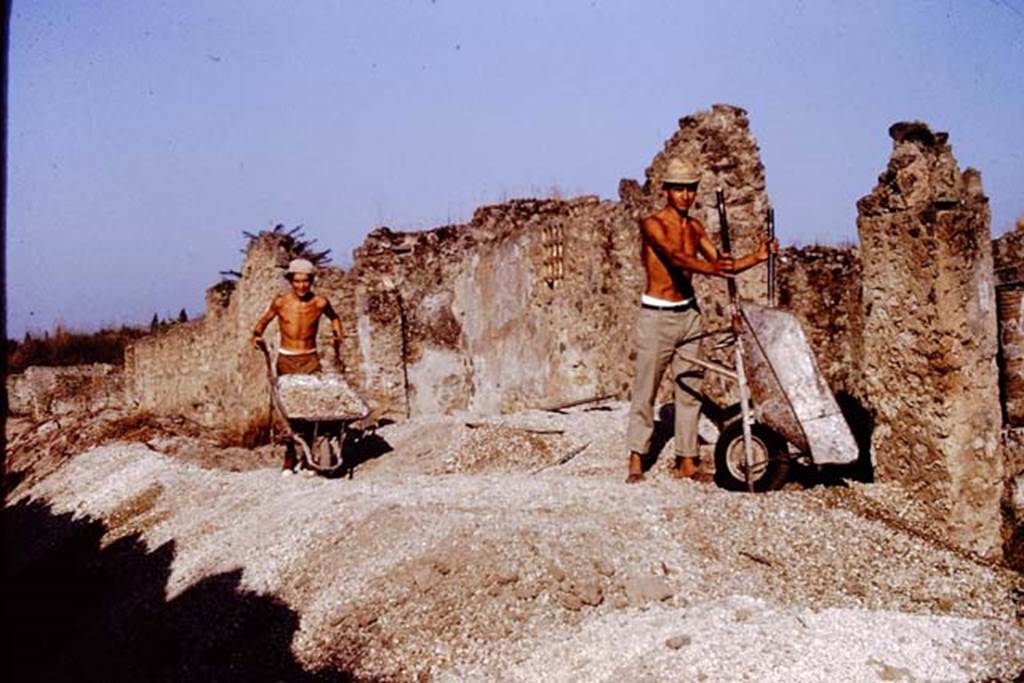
7, 0, 1024, 337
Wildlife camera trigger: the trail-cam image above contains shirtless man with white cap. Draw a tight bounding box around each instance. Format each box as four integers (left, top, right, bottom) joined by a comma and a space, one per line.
625, 158, 776, 483
251, 258, 343, 473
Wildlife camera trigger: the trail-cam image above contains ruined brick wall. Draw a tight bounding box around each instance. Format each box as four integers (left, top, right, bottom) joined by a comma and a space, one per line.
123, 198, 642, 425
857, 121, 1003, 559
1003, 427, 1024, 570
346, 196, 641, 417
993, 222, 1024, 569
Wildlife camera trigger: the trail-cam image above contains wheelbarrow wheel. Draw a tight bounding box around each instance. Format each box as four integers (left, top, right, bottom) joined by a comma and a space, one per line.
308, 431, 345, 474
713, 421, 790, 492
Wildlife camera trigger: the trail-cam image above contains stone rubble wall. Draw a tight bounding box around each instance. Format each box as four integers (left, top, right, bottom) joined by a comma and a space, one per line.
856, 121, 1004, 559
6, 364, 127, 421
117, 107, 1019, 565
993, 223, 1024, 570
125, 236, 296, 429
124, 104, 784, 428
993, 223, 1024, 427
774, 246, 865, 401
343, 196, 644, 418
1003, 427, 1024, 570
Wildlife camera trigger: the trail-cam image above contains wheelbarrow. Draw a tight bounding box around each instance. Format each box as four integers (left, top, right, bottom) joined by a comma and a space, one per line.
676, 194, 858, 492
681, 302, 860, 491
256, 341, 369, 475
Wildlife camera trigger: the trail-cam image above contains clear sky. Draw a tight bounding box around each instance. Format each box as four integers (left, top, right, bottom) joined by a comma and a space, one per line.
7, 0, 1024, 338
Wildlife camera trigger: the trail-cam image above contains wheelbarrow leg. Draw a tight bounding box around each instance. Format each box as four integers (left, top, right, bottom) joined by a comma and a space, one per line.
734, 331, 756, 493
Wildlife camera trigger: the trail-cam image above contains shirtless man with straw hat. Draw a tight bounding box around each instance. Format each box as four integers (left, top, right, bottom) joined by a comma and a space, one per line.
625, 158, 776, 483
251, 258, 343, 474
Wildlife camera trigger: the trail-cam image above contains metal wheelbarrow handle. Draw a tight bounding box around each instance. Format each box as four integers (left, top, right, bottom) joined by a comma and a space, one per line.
254, 341, 315, 465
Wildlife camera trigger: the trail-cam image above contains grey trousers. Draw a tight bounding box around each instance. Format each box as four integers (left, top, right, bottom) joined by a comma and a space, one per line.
625, 305, 703, 458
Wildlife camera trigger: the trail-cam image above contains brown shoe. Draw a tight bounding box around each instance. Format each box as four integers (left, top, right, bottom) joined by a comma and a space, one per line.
626, 452, 645, 483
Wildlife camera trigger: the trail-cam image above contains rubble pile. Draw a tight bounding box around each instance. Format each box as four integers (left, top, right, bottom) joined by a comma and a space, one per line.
435, 423, 581, 474
6, 405, 1023, 681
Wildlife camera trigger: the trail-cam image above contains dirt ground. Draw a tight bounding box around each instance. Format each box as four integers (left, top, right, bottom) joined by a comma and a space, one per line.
5, 403, 1024, 681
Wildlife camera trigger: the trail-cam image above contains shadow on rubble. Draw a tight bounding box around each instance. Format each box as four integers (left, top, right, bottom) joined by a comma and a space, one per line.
642, 404, 677, 471
330, 426, 393, 480
1, 499, 360, 682
642, 396, 737, 473
791, 391, 875, 487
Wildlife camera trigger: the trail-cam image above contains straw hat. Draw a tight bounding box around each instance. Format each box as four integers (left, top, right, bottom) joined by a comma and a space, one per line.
662, 158, 701, 185
286, 258, 315, 276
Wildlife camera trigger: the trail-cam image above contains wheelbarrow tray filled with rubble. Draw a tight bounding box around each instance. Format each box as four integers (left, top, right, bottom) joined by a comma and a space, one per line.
272, 372, 369, 474
255, 342, 370, 475
708, 303, 859, 491
276, 373, 369, 423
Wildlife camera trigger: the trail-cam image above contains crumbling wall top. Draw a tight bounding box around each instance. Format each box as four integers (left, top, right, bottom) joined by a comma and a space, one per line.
858, 121, 987, 219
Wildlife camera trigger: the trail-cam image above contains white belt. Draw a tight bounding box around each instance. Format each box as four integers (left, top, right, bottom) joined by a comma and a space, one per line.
277, 347, 317, 356
641, 293, 694, 307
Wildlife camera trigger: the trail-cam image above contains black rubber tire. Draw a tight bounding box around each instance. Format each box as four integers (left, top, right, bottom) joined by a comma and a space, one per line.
713, 421, 790, 492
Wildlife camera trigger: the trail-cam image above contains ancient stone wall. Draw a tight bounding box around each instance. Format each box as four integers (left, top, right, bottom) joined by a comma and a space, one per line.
994, 223, 1024, 427
342, 196, 643, 417
775, 246, 865, 401
857, 121, 1003, 559
122, 104, 848, 434
993, 222, 1024, 570
6, 364, 126, 421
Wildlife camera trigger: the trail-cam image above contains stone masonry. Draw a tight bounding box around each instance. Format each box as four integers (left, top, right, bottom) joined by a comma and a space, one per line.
994, 222, 1024, 427
126, 104, 782, 432
993, 221, 1024, 569
116, 107, 1021, 564
857, 122, 1004, 559
7, 364, 126, 421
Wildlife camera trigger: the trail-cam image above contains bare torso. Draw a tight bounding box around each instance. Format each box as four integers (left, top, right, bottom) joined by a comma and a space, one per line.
252, 291, 340, 353
276, 293, 331, 351
641, 206, 702, 301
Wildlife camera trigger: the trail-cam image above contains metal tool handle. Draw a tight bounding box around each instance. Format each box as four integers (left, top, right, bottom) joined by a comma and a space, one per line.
254, 340, 313, 463
715, 188, 740, 317
767, 206, 776, 308
715, 188, 756, 492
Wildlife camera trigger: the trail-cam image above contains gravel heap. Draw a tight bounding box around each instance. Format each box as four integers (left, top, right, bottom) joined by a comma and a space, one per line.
6, 403, 1023, 681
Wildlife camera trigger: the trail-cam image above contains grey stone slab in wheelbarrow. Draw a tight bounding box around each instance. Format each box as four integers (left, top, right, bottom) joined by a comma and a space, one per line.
740, 303, 858, 465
